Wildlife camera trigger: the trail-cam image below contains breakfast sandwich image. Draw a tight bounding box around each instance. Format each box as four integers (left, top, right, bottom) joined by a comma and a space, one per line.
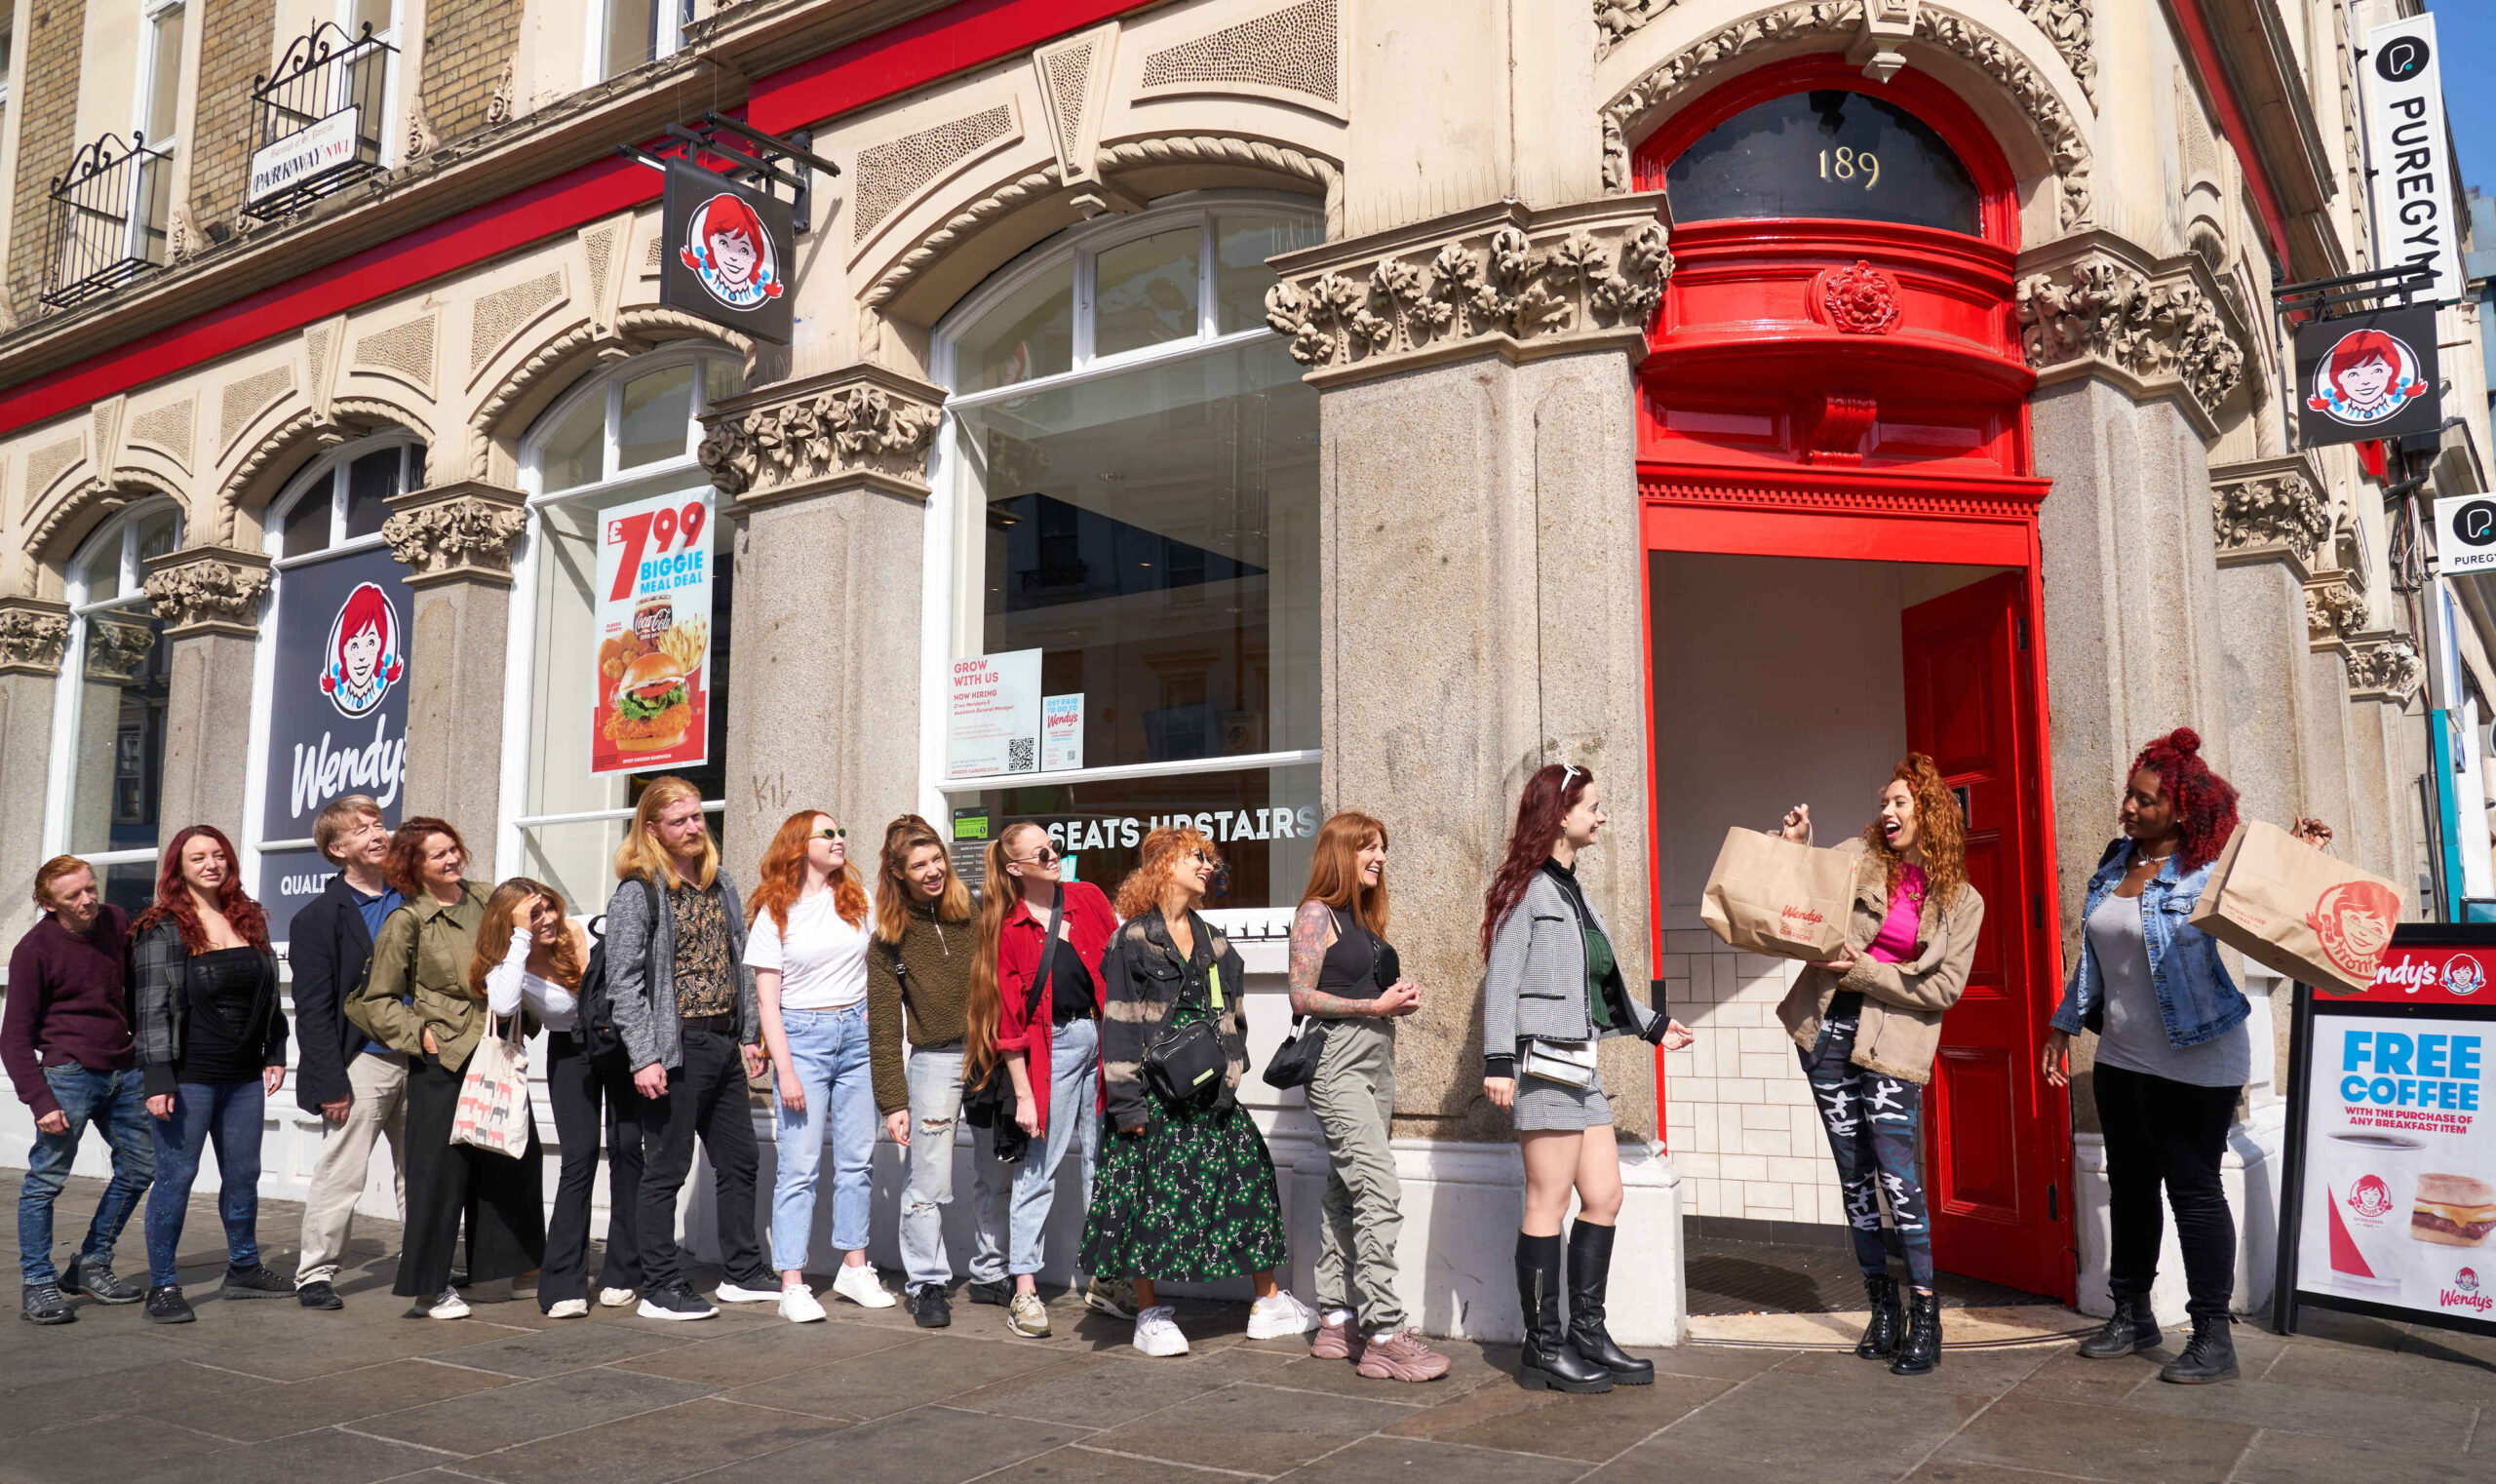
2410, 1173, 2496, 1248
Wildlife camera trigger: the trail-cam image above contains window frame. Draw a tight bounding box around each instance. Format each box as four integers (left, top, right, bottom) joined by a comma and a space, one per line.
336, 0, 407, 172
919, 192, 1325, 829
498, 346, 739, 881
585, 0, 689, 85
42, 497, 186, 880
131, 0, 186, 262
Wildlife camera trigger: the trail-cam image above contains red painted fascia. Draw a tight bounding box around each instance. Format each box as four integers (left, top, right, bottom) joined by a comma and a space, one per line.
0, 0, 1157, 440
2163, 0, 2296, 268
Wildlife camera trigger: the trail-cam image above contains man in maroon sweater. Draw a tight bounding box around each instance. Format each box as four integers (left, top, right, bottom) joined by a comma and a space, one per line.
5, 856, 151, 1322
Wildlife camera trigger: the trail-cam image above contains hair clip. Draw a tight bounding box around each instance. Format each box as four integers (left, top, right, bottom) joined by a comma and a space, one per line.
1560, 763, 1584, 787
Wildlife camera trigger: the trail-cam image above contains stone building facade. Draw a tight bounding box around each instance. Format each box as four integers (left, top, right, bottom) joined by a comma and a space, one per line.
0, 0, 2476, 1342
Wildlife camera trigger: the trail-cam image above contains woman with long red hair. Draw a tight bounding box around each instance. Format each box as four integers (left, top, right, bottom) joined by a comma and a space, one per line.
1775, 755, 1985, 1377
130, 826, 290, 1323
747, 808, 889, 1320
2043, 728, 2332, 1386
1480, 764, 1692, 1393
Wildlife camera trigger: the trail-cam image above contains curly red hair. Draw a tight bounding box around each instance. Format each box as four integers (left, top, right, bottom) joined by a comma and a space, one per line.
2132, 727, 2241, 872
1861, 754, 1968, 912
134, 826, 269, 954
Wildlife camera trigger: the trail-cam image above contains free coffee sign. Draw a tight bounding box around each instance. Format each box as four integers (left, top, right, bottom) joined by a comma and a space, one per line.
2280, 927, 2496, 1337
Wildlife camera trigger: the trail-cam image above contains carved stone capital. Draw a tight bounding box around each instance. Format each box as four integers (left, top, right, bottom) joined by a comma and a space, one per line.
2346, 631, 2424, 705
1263, 196, 1670, 387
2305, 572, 2368, 650
383, 481, 528, 588
2013, 231, 2250, 438
140, 547, 272, 640
2210, 453, 2329, 576
698, 363, 946, 509
0, 597, 73, 677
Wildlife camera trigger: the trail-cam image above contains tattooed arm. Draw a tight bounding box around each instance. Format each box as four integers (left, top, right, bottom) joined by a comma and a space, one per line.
1287, 900, 1368, 1019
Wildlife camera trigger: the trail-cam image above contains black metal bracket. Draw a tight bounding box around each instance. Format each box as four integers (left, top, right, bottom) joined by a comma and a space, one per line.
614, 112, 838, 236
2274, 261, 2443, 319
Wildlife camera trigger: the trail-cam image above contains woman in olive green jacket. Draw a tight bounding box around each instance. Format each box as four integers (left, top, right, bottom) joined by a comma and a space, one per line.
348, 817, 542, 1318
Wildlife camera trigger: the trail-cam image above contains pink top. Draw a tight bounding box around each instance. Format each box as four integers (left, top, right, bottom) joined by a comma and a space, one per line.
1866, 864, 1927, 963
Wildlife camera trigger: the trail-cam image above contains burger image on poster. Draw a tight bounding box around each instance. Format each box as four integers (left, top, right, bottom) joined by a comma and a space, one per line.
606, 651, 693, 754
2411, 1173, 2496, 1248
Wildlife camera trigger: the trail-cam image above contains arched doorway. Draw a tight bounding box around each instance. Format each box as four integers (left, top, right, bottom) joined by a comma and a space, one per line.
1635, 59, 2072, 1305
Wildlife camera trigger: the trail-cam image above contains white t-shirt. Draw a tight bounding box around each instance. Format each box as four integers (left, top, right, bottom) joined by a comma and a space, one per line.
743, 889, 872, 1011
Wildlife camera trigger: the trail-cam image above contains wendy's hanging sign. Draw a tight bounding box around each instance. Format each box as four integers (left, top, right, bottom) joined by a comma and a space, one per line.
2295, 307, 2441, 448
661, 162, 793, 345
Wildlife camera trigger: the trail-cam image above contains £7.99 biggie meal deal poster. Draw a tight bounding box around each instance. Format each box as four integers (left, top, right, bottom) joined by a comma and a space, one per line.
591, 489, 714, 775
2283, 927, 2496, 1336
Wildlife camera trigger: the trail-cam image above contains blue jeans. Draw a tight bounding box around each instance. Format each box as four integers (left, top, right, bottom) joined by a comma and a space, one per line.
144, 1079, 266, 1287
18, 1065, 154, 1284
1007, 1018, 1100, 1277
771, 1004, 876, 1269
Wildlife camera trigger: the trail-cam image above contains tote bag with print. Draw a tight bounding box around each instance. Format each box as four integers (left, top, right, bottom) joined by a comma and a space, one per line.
449, 1015, 533, 1158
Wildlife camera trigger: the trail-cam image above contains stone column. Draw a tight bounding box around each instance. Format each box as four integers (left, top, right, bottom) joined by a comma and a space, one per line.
1267, 196, 1673, 1144
142, 547, 272, 846
0, 599, 69, 941
382, 481, 527, 855
2347, 631, 2430, 902
698, 364, 942, 877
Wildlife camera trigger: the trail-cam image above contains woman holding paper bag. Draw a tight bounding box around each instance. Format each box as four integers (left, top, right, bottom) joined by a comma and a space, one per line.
1481, 763, 1695, 1393
2041, 728, 2329, 1386
1775, 754, 1984, 1378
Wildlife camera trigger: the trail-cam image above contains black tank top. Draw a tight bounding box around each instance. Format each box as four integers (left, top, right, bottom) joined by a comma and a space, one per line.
1049, 934, 1097, 1023
1317, 909, 1398, 999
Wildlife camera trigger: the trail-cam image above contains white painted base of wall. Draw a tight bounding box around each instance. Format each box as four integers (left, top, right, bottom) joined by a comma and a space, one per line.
2069, 1102, 2285, 1322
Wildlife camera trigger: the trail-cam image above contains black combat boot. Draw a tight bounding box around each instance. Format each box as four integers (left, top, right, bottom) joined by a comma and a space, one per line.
1855, 1271, 1902, 1360
1515, 1232, 1612, 1393
2159, 1315, 2239, 1384
2078, 1288, 2162, 1358
1889, 1288, 1942, 1376
1564, 1222, 1654, 1385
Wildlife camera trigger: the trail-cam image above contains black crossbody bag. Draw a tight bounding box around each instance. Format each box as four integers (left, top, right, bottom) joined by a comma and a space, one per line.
960, 886, 1061, 1162
1143, 918, 1230, 1107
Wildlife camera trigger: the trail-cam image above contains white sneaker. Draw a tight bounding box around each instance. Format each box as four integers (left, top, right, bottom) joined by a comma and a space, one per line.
1246, 1288, 1320, 1340
545, 1298, 588, 1319
598, 1286, 638, 1308
830, 1264, 897, 1308
425, 1288, 469, 1320
715, 1280, 780, 1305
1132, 1305, 1190, 1357
778, 1286, 828, 1323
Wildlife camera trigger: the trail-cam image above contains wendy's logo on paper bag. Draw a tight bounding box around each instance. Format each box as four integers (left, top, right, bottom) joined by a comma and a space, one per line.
2348, 1174, 2398, 1220
2307, 328, 2431, 427
1779, 906, 1826, 926
321, 582, 403, 720
680, 192, 784, 310
2442, 956, 2486, 997
2309, 879, 2402, 979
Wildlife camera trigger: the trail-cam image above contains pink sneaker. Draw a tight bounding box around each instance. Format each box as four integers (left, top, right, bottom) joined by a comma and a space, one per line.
1355, 1329, 1451, 1383
1310, 1312, 1360, 1362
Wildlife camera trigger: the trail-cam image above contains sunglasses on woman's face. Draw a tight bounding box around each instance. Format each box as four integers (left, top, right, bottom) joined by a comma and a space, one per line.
1014, 846, 1061, 867
813, 827, 847, 841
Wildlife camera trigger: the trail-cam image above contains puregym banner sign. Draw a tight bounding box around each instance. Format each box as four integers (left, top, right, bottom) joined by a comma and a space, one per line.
2280, 927, 2496, 1339
2361, 13, 2467, 305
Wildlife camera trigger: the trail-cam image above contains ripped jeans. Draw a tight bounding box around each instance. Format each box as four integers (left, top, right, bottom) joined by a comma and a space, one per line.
899, 1043, 1008, 1289
1799, 1016, 1933, 1290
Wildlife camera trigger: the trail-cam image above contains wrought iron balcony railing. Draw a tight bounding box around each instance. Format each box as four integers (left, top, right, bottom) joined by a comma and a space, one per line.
43, 133, 175, 310
245, 21, 393, 221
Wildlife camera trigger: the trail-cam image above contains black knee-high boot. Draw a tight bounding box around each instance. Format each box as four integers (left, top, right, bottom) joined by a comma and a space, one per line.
1565, 1222, 1654, 1384
1516, 1231, 1611, 1392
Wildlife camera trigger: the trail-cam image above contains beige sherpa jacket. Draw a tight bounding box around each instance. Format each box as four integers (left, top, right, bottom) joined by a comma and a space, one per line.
1774, 838, 1984, 1085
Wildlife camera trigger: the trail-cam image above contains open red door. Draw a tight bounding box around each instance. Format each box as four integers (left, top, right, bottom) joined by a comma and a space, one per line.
1900, 571, 2071, 1298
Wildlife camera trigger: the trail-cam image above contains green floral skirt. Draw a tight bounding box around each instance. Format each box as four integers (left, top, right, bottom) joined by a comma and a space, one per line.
1081, 1025, 1287, 1282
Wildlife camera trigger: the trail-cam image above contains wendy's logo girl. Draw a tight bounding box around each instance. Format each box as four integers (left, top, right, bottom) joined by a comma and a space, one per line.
2308, 328, 2429, 425
321, 581, 404, 719
680, 192, 784, 310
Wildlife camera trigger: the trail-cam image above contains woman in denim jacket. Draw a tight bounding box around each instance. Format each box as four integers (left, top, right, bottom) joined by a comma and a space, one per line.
2042, 728, 2330, 1386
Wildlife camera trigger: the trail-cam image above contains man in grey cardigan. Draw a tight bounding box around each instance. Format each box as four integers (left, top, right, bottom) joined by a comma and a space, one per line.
604, 780, 775, 1320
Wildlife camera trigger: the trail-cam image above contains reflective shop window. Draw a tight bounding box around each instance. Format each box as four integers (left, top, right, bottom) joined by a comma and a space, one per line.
253, 437, 423, 925
55, 503, 182, 916
1666, 90, 1980, 235
941, 201, 1323, 911
516, 352, 741, 912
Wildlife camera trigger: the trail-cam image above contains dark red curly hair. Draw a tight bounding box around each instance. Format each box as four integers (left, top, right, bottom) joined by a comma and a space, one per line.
1482, 763, 1591, 958
2131, 727, 2240, 872
133, 825, 269, 954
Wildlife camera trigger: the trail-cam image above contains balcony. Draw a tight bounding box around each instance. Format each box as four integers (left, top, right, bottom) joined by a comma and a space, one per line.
42, 134, 175, 310
245, 22, 394, 221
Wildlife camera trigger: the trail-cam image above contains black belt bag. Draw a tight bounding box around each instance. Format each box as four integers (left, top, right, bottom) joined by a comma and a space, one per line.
1144, 956, 1230, 1107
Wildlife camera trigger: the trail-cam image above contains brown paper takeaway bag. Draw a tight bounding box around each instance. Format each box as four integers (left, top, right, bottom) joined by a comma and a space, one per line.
2186, 820, 2404, 996
1699, 827, 1852, 961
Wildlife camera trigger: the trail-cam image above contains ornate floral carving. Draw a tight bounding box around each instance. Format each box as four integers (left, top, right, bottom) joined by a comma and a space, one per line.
2210, 457, 2329, 569
2346, 634, 2424, 704
698, 366, 946, 505
2014, 248, 2245, 422
2306, 576, 2368, 644
2017, 0, 2095, 107
383, 485, 528, 585
140, 549, 271, 638
406, 95, 441, 161
83, 616, 160, 683
1814, 261, 1902, 334
1263, 201, 1669, 376
1597, 2, 2092, 231
0, 601, 71, 677
1594, 0, 1677, 59
486, 60, 518, 127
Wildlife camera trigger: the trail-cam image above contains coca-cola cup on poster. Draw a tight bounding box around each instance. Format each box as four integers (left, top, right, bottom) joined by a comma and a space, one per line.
592, 489, 714, 775
2319, 1129, 2425, 1294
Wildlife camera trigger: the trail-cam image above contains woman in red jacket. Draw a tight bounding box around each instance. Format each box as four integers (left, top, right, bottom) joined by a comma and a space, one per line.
965, 819, 1124, 1338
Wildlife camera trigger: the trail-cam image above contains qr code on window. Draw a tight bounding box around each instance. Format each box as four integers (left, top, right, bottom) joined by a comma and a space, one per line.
1007, 737, 1035, 772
